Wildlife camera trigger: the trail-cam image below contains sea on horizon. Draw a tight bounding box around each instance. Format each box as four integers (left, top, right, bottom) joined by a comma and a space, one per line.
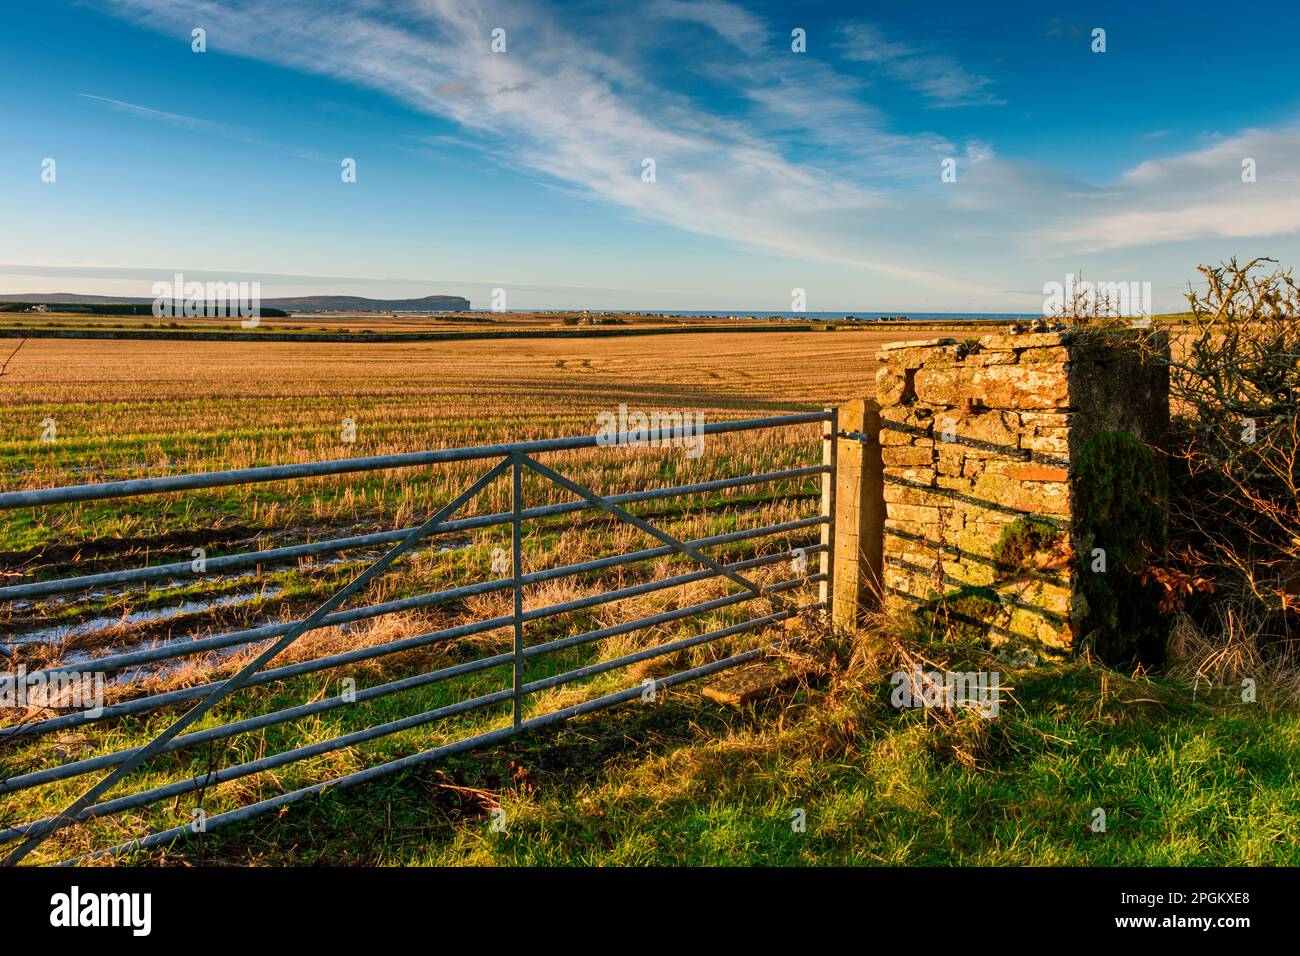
448, 309, 1041, 321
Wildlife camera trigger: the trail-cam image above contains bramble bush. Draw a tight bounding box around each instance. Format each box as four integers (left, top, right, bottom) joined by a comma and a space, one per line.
1146, 258, 1299, 653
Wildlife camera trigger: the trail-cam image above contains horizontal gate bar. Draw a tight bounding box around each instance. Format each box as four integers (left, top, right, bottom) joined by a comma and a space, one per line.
0, 684, 516, 845
0, 466, 826, 601
0, 412, 831, 510
521, 575, 823, 663
7, 604, 809, 847
521, 454, 783, 611
2, 412, 832, 867
2, 613, 506, 740
521, 603, 812, 696
516, 546, 810, 623
7, 516, 823, 690
2, 460, 512, 867
0, 650, 511, 797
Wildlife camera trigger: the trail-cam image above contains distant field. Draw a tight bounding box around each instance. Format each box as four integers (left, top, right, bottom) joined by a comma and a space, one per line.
0, 326, 930, 486
0, 307, 1005, 339
0, 309, 769, 335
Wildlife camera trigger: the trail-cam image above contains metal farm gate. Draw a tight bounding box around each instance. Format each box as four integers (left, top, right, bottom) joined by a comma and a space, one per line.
0, 411, 835, 865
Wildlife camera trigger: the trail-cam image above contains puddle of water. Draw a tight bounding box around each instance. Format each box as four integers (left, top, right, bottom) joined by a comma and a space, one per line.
7, 538, 469, 609
7, 586, 284, 647
1, 534, 474, 678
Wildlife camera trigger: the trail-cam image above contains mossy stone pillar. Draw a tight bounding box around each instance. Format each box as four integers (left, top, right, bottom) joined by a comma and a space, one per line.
863, 329, 1169, 664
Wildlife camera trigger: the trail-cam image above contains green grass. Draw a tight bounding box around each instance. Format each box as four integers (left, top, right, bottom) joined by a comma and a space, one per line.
5, 462, 1294, 866
66, 650, 1300, 867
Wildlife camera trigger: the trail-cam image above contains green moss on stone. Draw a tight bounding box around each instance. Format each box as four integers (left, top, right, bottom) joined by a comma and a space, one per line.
912, 584, 1003, 645
1073, 429, 1168, 666
992, 517, 1062, 579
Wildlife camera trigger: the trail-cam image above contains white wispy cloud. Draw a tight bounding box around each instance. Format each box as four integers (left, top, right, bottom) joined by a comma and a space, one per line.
1041, 128, 1300, 252
647, 0, 769, 50
78, 93, 243, 135
836, 22, 1004, 108
89, 0, 1300, 307
97, 0, 996, 296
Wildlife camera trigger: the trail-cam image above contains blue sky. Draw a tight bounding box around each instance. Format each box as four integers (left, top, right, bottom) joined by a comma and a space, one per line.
2, 0, 1298, 312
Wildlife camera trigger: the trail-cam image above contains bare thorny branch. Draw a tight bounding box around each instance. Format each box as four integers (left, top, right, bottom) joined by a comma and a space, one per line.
1139, 257, 1300, 632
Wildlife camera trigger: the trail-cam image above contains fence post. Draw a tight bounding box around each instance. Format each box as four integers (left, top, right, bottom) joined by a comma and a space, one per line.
819, 408, 838, 617
511, 455, 524, 728
829, 399, 884, 628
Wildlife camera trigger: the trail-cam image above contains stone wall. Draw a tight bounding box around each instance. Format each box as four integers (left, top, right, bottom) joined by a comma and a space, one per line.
870, 329, 1168, 663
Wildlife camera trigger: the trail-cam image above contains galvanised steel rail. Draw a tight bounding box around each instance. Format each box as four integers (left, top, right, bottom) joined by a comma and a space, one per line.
0, 411, 835, 865
0, 466, 826, 602
0, 413, 829, 509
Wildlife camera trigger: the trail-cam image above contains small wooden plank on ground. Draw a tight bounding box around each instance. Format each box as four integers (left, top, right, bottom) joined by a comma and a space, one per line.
702, 657, 819, 707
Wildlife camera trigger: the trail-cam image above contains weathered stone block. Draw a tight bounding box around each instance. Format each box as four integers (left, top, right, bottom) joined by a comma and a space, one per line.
896, 472, 936, 491
956, 409, 1020, 447
1019, 411, 1074, 430
880, 337, 957, 352
998, 463, 1069, 483
886, 343, 1019, 368
881, 445, 934, 467
885, 485, 948, 509
1021, 432, 1069, 458
887, 502, 941, 524
874, 365, 911, 406
879, 429, 920, 446
882, 345, 960, 369
913, 364, 1070, 409
975, 331, 1075, 351
935, 445, 965, 476
960, 349, 1019, 367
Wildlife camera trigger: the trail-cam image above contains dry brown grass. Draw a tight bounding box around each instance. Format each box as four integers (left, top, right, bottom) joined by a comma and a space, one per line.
0, 328, 921, 455
1167, 603, 1300, 706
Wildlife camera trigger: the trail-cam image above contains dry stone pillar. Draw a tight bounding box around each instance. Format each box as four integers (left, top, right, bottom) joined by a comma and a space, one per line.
845, 328, 1169, 664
